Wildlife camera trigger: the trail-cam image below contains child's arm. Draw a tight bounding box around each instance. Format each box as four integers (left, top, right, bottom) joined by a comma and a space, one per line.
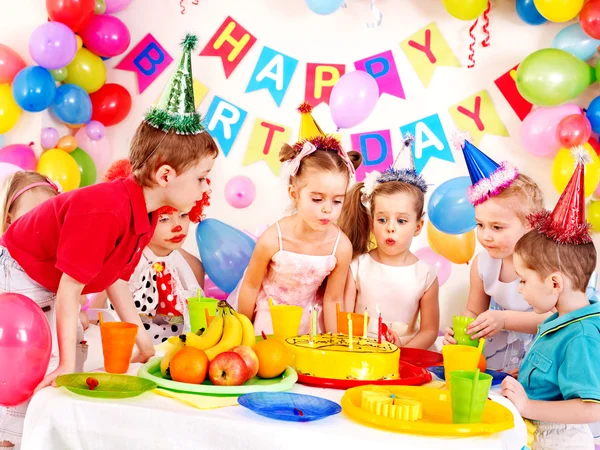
343, 270, 357, 313
323, 236, 353, 332
469, 310, 551, 340
180, 248, 205, 288
405, 278, 440, 350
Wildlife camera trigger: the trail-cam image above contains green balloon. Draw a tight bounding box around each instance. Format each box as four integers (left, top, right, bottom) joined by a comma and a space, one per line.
94, 0, 106, 14
70, 147, 97, 187
516, 48, 595, 107
50, 68, 68, 82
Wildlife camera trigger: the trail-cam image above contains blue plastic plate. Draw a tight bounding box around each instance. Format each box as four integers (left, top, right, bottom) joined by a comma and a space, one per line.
238, 392, 341, 422
427, 366, 511, 386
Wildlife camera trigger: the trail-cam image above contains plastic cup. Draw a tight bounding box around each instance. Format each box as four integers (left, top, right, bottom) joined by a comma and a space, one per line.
450, 370, 493, 423
100, 322, 138, 374
188, 297, 218, 333
270, 304, 303, 341
337, 311, 367, 335
452, 316, 479, 347
442, 344, 481, 389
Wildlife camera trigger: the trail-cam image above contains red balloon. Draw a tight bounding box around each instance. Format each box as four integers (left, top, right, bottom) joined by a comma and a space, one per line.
89, 83, 132, 126
580, 0, 600, 40
556, 114, 592, 148
46, 0, 95, 33
589, 136, 600, 156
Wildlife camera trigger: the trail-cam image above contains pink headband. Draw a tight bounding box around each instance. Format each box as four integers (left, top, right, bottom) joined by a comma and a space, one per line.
288, 141, 355, 177
10, 179, 62, 206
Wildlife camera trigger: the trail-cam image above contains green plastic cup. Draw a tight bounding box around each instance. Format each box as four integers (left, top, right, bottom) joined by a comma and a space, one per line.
450, 370, 493, 424
188, 297, 218, 334
453, 316, 478, 347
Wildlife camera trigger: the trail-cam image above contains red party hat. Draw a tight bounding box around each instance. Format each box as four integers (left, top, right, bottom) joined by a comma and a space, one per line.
529, 146, 592, 245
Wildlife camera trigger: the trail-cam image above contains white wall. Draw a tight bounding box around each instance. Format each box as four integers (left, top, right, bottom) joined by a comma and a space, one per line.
2, 0, 599, 328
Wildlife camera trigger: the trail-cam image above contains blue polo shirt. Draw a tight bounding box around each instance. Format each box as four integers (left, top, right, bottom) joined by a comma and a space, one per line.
519, 296, 600, 403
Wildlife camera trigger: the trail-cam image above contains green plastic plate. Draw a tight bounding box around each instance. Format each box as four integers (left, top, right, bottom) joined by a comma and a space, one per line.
138, 357, 297, 397
55, 373, 157, 399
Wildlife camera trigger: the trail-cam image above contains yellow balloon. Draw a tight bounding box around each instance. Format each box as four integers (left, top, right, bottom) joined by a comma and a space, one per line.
533, 0, 584, 22
65, 48, 106, 94
76, 35, 83, 50
37, 149, 81, 192
588, 201, 600, 233
427, 221, 476, 265
551, 144, 600, 198
442, 0, 488, 20
0, 84, 21, 134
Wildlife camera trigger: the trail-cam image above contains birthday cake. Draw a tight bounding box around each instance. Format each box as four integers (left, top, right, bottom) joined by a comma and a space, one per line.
285, 333, 400, 381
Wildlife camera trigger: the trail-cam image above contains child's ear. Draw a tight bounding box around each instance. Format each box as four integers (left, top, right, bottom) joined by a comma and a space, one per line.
288, 184, 297, 201
155, 165, 176, 186
414, 218, 425, 237
5, 213, 12, 226
550, 272, 564, 294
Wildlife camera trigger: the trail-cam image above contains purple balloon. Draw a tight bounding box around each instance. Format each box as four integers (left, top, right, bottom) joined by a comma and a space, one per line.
330, 71, 379, 129
29, 22, 77, 70
41, 127, 59, 149
0, 144, 37, 171
413, 247, 452, 286
78, 14, 131, 58
104, 0, 132, 13
224, 175, 256, 209
0, 162, 21, 184
85, 120, 105, 141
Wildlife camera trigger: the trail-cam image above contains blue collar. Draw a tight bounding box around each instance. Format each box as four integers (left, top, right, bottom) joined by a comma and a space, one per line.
538, 294, 600, 338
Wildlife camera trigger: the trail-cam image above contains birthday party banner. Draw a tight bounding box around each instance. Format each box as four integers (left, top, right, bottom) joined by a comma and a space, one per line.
204, 95, 248, 156
354, 50, 405, 99
351, 129, 393, 182
304, 63, 346, 107
246, 46, 299, 107
494, 64, 533, 121
243, 119, 292, 175
399, 114, 453, 174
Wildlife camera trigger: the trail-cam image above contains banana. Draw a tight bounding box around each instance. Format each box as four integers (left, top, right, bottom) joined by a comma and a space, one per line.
205, 308, 243, 360
160, 338, 184, 378
232, 310, 256, 348
181, 309, 224, 350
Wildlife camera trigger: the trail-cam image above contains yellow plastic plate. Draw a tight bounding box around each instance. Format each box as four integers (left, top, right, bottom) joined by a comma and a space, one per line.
341, 385, 514, 436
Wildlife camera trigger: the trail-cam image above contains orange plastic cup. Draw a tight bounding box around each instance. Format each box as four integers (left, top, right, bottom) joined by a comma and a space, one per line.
100, 322, 138, 374
336, 303, 369, 334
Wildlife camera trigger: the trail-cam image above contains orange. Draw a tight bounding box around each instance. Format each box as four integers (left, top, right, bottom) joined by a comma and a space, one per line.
253, 338, 289, 379
169, 346, 209, 384
478, 353, 487, 373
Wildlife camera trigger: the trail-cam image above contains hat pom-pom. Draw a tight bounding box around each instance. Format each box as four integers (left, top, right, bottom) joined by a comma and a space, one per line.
297, 102, 313, 114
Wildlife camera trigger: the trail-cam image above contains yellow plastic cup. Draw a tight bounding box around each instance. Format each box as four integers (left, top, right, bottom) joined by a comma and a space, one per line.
100, 322, 138, 374
442, 344, 481, 389
270, 303, 303, 341
188, 297, 218, 333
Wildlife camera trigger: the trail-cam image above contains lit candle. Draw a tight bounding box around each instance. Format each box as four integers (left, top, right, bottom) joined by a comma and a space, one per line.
312, 306, 317, 336
377, 305, 382, 344
363, 307, 368, 339
309, 306, 314, 345
347, 313, 353, 349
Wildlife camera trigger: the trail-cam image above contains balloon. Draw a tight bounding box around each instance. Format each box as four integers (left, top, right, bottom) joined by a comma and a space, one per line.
580, 0, 600, 40
94, 0, 106, 13
588, 201, 600, 232
104, 0, 131, 13
79, 14, 131, 58
41, 127, 60, 150
29, 22, 77, 70
70, 147, 97, 186
64, 48, 106, 94
0, 44, 26, 84
551, 143, 600, 197
0, 144, 37, 170
57, 135, 78, 152
516, 0, 547, 25
427, 221, 476, 265
203, 276, 229, 301
89, 83, 131, 126
533, 0, 584, 22
516, 48, 595, 106
196, 219, 256, 294
556, 114, 592, 148
330, 71, 379, 129
442, 0, 488, 20
428, 176, 476, 235
50, 67, 68, 82
37, 148, 81, 191
46, 0, 95, 32
75, 126, 111, 177
11, 66, 57, 113
0, 84, 21, 134
413, 247, 451, 286
521, 104, 582, 158
51, 84, 92, 124
224, 176, 256, 209
85, 120, 105, 140
0, 293, 52, 407
587, 96, 600, 135
0, 162, 22, 185
552, 23, 600, 61
304, 0, 344, 15
76, 35, 83, 51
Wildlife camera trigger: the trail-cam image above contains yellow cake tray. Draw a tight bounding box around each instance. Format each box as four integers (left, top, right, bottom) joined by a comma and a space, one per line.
341, 385, 514, 436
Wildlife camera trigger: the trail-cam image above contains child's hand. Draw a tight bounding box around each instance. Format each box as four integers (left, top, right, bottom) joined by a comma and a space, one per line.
442, 327, 456, 345
467, 310, 505, 340
34, 364, 73, 393
385, 330, 401, 346
131, 347, 155, 364
501, 376, 530, 416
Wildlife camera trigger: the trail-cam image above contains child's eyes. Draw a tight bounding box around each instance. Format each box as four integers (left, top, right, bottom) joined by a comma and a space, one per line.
198, 177, 206, 183
377, 218, 387, 223
333, 200, 343, 205
519, 279, 525, 284
476, 223, 483, 228
493, 226, 503, 231
397, 219, 407, 224
158, 217, 170, 223
179, 213, 189, 219
312, 198, 322, 203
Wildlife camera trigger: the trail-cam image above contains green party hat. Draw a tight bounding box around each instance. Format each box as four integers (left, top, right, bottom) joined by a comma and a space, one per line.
144, 33, 205, 135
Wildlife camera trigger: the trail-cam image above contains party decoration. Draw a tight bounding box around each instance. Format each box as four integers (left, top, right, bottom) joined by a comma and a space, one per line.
246, 46, 298, 107
520, 104, 581, 158
305, 0, 344, 15
41, 127, 60, 150
224, 175, 257, 209
65, 48, 106, 94
304, 63, 346, 107
330, 71, 379, 129
428, 177, 476, 235
205, 96, 248, 157
354, 50, 405, 100
449, 90, 508, 145
399, 114, 453, 174
351, 130, 393, 182
551, 143, 600, 198
116, 33, 173, 94
442, 0, 487, 20
37, 148, 81, 191
70, 147, 97, 186
204, 276, 229, 301
243, 118, 291, 175
75, 126, 112, 178
12, 66, 57, 112
516, 48, 595, 106
57, 135, 78, 152
196, 219, 257, 294
0, 162, 22, 185
29, 22, 77, 70
427, 221, 475, 265
556, 114, 592, 148
494, 64, 532, 121
51, 83, 92, 124
533, 0, 584, 22
0, 293, 52, 407
552, 23, 600, 62
296, 102, 323, 141
95, 0, 107, 14
580, 0, 600, 40
79, 14, 131, 58
104, 0, 131, 13
516, 0, 547, 25
588, 201, 600, 232
0, 44, 26, 84
200, 16, 257, 79
50, 68, 68, 82
46, 0, 95, 32
0, 84, 21, 134
587, 96, 600, 135
0, 143, 37, 171
90, 83, 132, 126
413, 247, 451, 286
86, 120, 105, 140
400, 22, 461, 88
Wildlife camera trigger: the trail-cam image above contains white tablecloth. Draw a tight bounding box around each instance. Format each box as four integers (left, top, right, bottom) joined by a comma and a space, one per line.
21, 325, 527, 450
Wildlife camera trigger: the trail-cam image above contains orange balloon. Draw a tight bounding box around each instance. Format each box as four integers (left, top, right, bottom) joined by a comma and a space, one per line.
427, 221, 476, 265
57, 135, 77, 152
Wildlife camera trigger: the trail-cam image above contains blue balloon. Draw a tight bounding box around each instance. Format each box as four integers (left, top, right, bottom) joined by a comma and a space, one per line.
11, 66, 56, 113
427, 177, 476, 235
305, 0, 344, 15
516, 0, 546, 25
50, 84, 92, 124
196, 219, 256, 294
552, 23, 600, 61
587, 96, 600, 135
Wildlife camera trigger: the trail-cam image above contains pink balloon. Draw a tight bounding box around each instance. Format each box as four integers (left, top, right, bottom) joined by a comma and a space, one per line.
75, 127, 111, 178
78, 14, 131, 58
0, 143, 37, 170
104, 0, 132, 13
0, 44, 26, 84
413, 247, 451, 286
0, 293, 52, 407
203, 276, 228, 301
224, 175, 256, 209
556, 114, 592, 148
521, 104, 582, 158
330, 71, 379, 129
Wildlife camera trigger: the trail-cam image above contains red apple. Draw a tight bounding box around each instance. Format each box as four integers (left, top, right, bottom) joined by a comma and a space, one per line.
231, 345, 260, 381
208, 352, 248, 386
